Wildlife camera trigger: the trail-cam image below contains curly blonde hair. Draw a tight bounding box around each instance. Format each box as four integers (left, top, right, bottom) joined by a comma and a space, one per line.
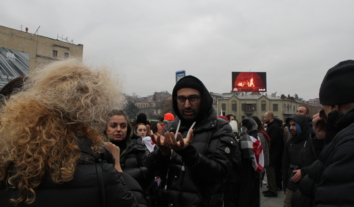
0, 59, 124, 205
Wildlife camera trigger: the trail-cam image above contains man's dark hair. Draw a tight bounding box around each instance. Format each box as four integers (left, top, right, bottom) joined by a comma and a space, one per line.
226, 114, 234, 121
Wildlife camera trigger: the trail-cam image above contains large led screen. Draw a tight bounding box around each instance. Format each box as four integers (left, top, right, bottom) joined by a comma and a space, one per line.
232, 72, 267, 92
0, 47, 29, 89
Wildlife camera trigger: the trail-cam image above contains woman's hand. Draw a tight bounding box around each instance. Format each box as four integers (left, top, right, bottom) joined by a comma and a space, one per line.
103, 142, 123, 172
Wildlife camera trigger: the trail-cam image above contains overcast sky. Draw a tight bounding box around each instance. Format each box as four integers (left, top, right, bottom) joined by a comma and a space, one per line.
2, 1, 354, 100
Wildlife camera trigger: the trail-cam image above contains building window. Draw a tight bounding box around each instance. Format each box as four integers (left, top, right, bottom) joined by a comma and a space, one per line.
64, 53, 69, 59
52, 50, 58, 58
222, 103, 226, 111
273, 104, 278, 111
261, 101, 266, 111
232, 101, 237, 111
242, 103, 256, 112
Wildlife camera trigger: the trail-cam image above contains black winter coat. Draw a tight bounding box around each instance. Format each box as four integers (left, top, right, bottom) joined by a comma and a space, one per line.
294, 107, 354, 207
112, 135, 153, 191
145, 111, 237, 207
0, 137, 146, 207
266, 120, 283, 166
282, 114, 316, 192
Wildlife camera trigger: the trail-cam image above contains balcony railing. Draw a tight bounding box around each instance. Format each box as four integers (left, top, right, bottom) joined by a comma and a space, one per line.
243, 108, 255, 114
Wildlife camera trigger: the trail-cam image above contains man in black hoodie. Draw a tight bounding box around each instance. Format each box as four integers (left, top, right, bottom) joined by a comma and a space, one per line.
147, 75, 238, 207
293, 60, 354, 206
283, 114, 316, 207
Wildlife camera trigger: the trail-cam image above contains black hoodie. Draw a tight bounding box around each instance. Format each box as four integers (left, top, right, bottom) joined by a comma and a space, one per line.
146, 76, 238, 207
172, 75, 213, 126
282, 114, 316, 192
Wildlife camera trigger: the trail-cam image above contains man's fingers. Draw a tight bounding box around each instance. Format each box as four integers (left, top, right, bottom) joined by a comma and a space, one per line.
177, 132, 184, 149
157, 123, 163, 135
152, 134, 165, 146
168, 132, 178, 146
146, 125, 151, 136
151, 134, 157, 143
164, 132, 174, 147
186, 130, 194, 144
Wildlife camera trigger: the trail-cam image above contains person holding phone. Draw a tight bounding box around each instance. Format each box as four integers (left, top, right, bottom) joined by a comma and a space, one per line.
294, 60, 354, 206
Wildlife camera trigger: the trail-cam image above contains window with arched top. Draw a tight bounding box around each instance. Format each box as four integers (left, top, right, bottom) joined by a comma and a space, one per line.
261, 101, 266, 111
232, 101, 237, 111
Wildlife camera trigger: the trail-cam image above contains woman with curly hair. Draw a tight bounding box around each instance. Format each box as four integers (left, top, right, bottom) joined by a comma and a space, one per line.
0, 59, 146, 207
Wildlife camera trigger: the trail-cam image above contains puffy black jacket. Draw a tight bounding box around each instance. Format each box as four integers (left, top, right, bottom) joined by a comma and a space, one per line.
266, 120, 283, 166
0, 137, 146, 207
282, 114, 316, 192
145, 75, 237, 207
294, 108, 354, 207
112, 135, 153, 191
146, 113, 237, 207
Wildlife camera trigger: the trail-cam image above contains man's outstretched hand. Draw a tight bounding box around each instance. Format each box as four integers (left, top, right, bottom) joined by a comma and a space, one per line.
165, 130, 194, 151
151, 130, 194, 156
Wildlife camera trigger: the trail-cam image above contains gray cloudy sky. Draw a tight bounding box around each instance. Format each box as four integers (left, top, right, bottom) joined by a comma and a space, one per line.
2, 1, 354, 100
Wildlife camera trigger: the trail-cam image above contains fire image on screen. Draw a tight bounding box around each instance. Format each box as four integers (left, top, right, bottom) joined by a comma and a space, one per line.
232, 72, 266, 92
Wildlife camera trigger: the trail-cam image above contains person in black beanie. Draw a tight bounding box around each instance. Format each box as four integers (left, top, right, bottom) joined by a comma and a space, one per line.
293, 60, 354, 207
145, 75, 240, 207
136, 113, 148, 125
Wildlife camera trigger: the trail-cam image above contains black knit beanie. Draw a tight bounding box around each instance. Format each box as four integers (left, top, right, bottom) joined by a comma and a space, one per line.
174, 76, 204, 94
319, 60, 354, 105
136, 113, 148, 125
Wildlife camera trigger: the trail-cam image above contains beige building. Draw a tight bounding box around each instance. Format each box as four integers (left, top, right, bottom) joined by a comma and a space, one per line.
0, 25, 83, 72
135, 101, 162, 119
217, 93, 303, 124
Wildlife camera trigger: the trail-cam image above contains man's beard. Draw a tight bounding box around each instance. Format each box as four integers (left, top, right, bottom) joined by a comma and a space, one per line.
290, 129, 296, 136
180, 108, 199, 121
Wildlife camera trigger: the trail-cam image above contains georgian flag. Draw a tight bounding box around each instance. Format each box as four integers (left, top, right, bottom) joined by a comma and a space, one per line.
142, 136, 155, 152
250, 136, 264, 173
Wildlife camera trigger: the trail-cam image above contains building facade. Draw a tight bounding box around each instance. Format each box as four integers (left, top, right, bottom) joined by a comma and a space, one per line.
217, 93, 303, 123
0, 25, 83, 88
133, 91, 172, 120
135, 101, 162, 120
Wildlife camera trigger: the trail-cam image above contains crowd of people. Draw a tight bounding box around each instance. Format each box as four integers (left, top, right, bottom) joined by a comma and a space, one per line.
0, 58, 353, 207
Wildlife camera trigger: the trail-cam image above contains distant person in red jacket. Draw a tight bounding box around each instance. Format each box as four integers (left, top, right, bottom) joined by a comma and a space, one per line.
160, 113, 174, 131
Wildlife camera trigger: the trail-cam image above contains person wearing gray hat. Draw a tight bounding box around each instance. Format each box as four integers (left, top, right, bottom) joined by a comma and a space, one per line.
293, 60, 354, 207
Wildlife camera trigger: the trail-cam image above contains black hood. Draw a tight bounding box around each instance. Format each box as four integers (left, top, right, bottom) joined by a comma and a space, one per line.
241, 117, 258, 137
286, 114, 310, 142
273, 117, 284, 127
172, 75, 213, 125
